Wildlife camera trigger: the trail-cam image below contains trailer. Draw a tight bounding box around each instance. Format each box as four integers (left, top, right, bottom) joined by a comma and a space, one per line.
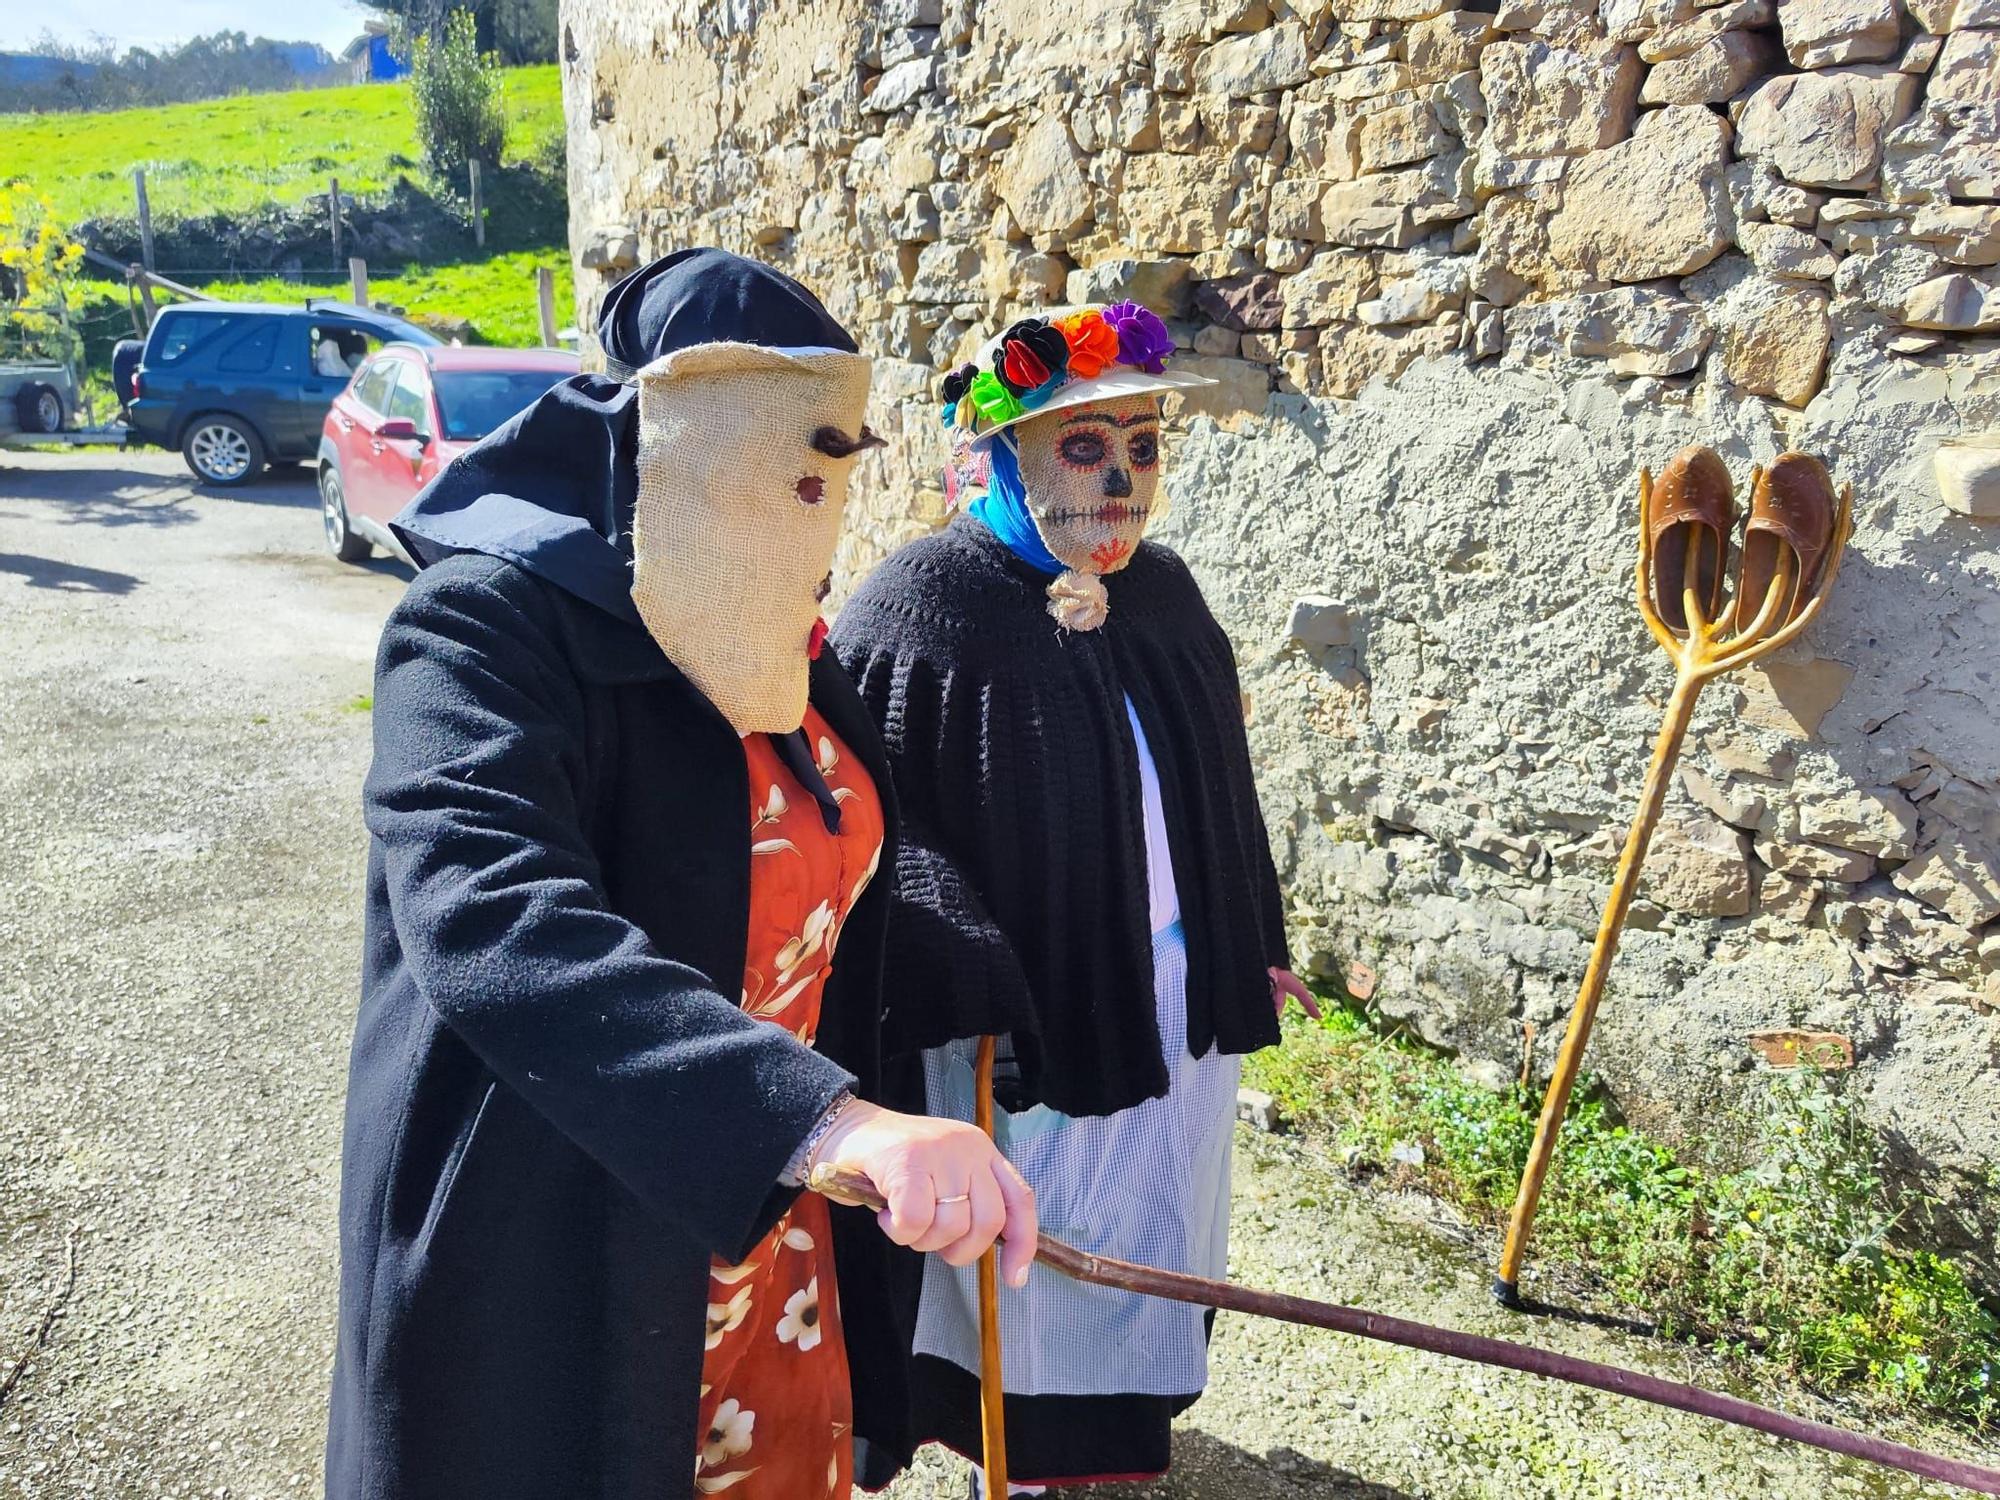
0, 359, 86, 446
1, 289, 98, 449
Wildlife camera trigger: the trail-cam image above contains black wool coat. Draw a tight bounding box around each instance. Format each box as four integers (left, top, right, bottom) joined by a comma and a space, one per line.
829, 520, 1288, 1119
326, 551, 917, 1500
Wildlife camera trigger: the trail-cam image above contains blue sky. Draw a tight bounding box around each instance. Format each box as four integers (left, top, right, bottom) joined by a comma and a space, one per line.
6, 0, 374, 56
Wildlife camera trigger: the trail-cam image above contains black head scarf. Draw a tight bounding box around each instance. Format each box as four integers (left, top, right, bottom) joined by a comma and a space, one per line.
391, 248, 858, 625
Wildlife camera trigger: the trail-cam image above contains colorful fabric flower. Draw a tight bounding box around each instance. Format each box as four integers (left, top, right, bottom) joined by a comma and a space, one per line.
939, 362, 980, 428
994, 318, 1070, 396
1057, 309, 1121, 380
1103, 300, 1175, 374
968, 368, 1023, 426
940, 362, 979, 405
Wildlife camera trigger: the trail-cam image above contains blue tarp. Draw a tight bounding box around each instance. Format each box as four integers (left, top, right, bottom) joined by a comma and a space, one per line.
364, 34, 409, 82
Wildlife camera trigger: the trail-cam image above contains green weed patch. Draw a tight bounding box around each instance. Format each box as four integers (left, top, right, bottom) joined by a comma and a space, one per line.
1246, 1006, 2000, 1426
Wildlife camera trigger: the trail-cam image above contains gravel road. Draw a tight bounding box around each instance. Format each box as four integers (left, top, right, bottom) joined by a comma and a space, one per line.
1, 451, 1993, 1500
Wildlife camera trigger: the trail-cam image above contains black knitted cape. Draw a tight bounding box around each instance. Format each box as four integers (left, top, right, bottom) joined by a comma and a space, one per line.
829, 516, 1287, 1119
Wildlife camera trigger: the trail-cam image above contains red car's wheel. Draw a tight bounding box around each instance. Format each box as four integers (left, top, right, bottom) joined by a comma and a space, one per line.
320, 461, 371, 563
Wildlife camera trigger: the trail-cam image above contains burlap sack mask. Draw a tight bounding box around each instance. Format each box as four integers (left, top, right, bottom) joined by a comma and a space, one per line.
630, 343, 875, 735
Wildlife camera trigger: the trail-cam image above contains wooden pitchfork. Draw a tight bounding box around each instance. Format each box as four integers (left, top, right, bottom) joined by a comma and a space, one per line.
1493, 448, 1855, 1306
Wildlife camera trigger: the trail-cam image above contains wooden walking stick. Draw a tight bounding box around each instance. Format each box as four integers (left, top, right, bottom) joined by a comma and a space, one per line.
807, 1160, 2000, 1495
973, 1034, 1009, 1495
1493, 449, 1854, 1307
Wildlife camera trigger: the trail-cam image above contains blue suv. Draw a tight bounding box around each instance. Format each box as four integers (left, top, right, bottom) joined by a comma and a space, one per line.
128, 300, 440, 486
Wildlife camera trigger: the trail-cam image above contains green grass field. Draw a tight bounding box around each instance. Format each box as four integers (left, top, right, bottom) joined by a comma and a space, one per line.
0, 66, 563, 226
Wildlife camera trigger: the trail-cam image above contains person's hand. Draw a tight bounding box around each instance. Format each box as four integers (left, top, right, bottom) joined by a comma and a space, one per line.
810, 1100, 1037, 1288
1270, 966, 1321, 1020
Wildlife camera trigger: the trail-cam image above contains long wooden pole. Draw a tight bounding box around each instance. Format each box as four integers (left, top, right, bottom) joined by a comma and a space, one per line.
330, 176, 343, 264
973, 1035, 1009, 1495
808, 1161, 2000, 1497
1494, 672, 1702, 1305
132, 168, 155, 273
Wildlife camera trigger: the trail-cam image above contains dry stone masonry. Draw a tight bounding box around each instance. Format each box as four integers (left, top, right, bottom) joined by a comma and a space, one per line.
562, 0, 2000, 1260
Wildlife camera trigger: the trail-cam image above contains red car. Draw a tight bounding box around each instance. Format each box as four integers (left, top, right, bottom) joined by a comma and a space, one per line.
317, 342, 579, 563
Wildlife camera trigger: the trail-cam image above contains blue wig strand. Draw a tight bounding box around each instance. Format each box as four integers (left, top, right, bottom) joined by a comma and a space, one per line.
968, 430, 1063, 575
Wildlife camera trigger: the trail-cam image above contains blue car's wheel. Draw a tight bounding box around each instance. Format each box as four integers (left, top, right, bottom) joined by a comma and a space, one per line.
182, 414, 265, 487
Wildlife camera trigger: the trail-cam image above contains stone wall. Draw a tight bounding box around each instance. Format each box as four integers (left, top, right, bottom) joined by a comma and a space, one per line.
561, 0, 2000, 1254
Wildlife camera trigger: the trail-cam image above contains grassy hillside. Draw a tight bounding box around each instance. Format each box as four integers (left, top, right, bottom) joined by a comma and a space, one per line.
0, 66, 563, 226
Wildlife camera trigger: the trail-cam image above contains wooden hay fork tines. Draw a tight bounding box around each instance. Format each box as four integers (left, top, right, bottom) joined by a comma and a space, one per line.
1493, 448, 1855, 1308
806, 1159, 2000, 1496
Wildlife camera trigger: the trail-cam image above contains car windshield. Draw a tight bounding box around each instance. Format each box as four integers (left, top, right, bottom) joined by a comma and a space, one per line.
430, 370, 564, 441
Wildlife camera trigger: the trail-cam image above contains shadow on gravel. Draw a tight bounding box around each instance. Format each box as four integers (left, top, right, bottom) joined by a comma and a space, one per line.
0, 551, 141, 593
0, 465, 189, 521
1058, 1431, 1419, 1499
351, 552, 417, 582
1499, 1292, 1660, 1342
194, 464, 321, 510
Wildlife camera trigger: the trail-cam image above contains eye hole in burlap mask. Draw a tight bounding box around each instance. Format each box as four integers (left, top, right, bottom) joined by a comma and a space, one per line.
1015, 392, 1163, 578
629, 345, 875, 736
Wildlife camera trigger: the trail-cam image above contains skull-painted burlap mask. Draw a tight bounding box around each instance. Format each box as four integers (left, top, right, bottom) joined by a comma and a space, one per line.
941, 302, 1213, 632
994, 392, 1163, 631
1015, 392, 1162, 575
630, 343, 876, 735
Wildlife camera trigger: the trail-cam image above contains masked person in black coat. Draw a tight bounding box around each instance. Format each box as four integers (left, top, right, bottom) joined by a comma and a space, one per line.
325, 250, 1035, 1500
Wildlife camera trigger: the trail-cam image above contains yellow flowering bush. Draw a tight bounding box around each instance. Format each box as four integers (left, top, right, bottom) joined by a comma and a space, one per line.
0, 185, 86, 365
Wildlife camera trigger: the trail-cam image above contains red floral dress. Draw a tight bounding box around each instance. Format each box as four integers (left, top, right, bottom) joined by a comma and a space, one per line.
695, 708, 884, 1499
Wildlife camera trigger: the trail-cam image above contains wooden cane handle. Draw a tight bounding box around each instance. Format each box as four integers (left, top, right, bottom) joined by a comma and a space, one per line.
808, 1160, 890, 1212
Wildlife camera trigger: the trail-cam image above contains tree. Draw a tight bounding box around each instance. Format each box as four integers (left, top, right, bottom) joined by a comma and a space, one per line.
0, 185, 85, 366
407, 10, 506, 176
0, 30, 337, 112
366, 0, 557, 65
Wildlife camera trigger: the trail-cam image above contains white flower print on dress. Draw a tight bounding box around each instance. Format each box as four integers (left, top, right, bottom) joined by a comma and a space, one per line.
742, 897, 836, 1021
754, 784, 787, 828
775, 1276, 824, 1352
704, 1285, 752, 1350
701, 1399, 755, 1467
775, 900, 835, 977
